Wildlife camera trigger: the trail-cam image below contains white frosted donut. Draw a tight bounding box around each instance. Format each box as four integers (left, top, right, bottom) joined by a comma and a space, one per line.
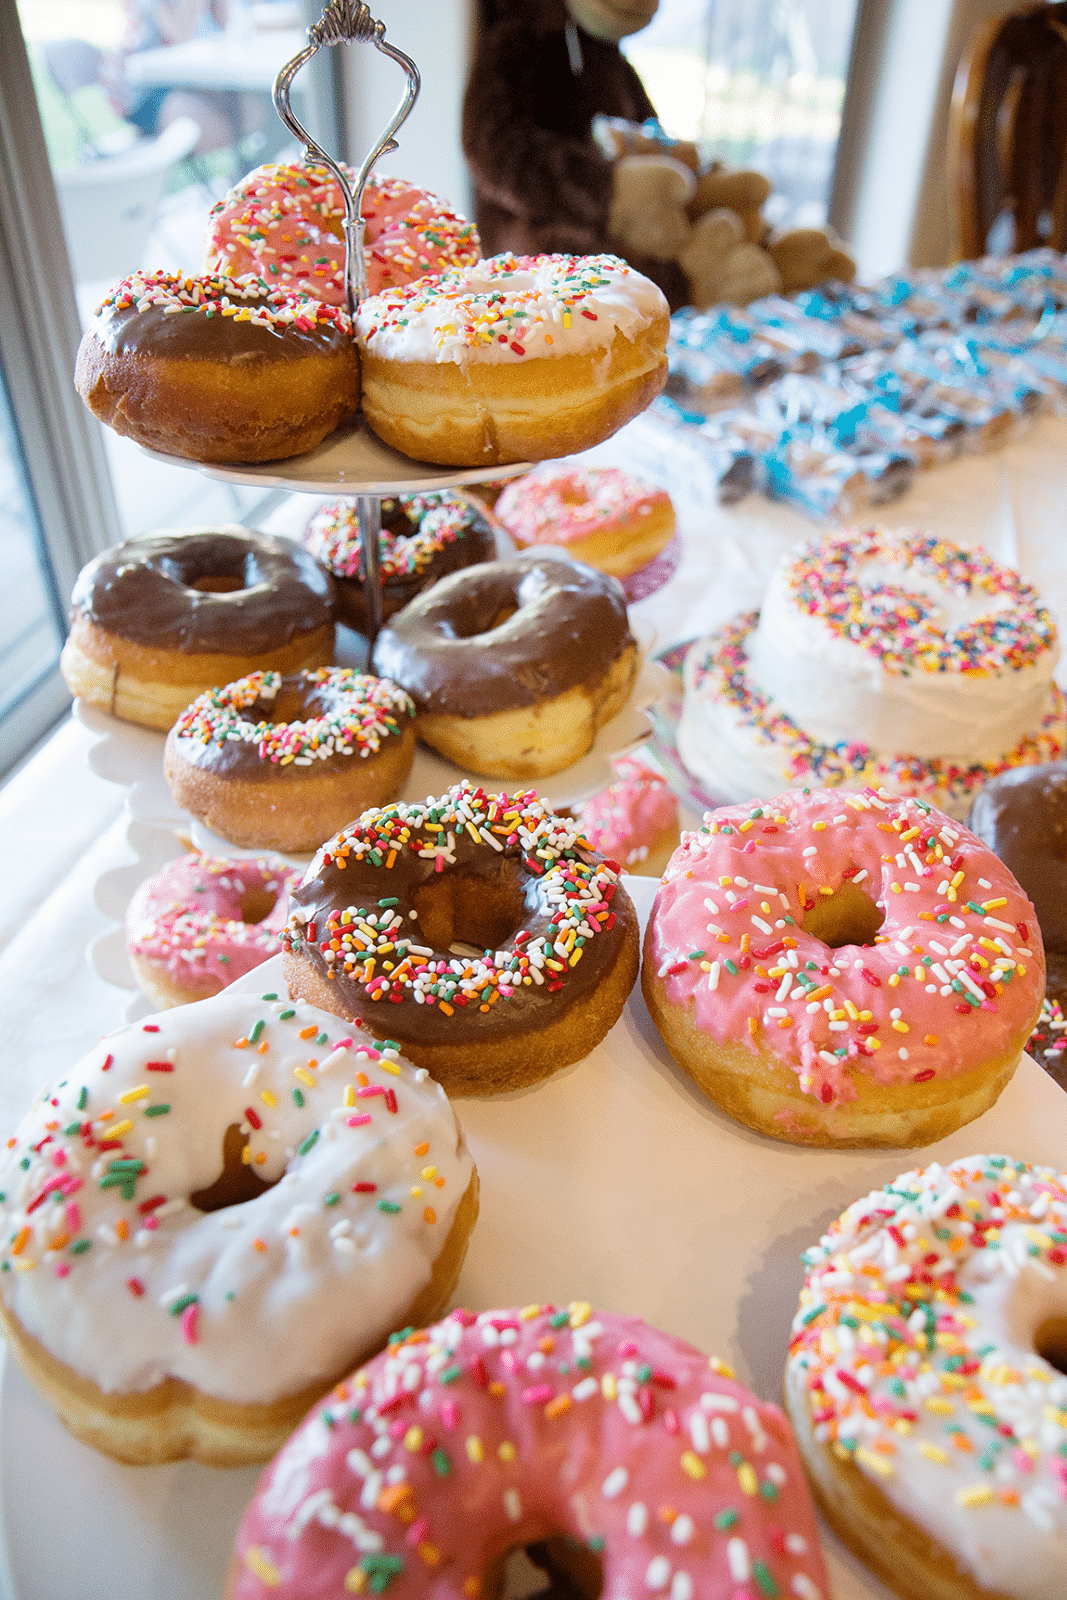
354, 252, 669, 466
0, 986, 477, 1466
786, 1155, 1067, 1600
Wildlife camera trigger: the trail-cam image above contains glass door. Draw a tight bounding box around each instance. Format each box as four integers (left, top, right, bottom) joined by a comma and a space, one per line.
2, 1, 335, 774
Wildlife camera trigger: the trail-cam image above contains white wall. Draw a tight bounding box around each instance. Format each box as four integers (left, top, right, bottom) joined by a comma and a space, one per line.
338, 0, 474, 214
832, 0, 1037, 276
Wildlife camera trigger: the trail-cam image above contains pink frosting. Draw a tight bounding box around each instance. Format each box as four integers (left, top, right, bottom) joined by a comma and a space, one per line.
231, 1303, 830, 1600
496, 465, 672, 551
580, 756, 679, 870
125, 853, 298, 994
205, 164, 481, 304
645, 787, 1044, 1107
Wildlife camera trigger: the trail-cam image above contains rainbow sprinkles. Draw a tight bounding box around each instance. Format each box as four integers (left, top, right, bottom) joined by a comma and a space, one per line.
783, 527, 1057, 675
354, 251, 667, 364
787, 1156, 1067, 1600
168, 667, 415, 769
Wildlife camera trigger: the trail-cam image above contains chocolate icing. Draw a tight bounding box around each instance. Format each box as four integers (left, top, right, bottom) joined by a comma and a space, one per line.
286, 806, 634, 1047
369, 552, 634, 716
968, 762, 1067, 976
91, 284, 353, 365
307, 495, 497, 634
71, 529, 335, 653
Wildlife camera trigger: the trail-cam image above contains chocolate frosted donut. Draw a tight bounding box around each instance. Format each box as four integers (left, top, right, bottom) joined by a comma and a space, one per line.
302, 491, 496, 634
164, 667, 416, 854
968, 762, 1067, 1085
75, 269, 360, 463
60, 527, 336, 731
282, 781, 640, 1092
370, 552, 639, 779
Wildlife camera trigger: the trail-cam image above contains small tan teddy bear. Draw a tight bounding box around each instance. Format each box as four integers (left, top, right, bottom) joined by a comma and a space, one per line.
599, 116, 855, 308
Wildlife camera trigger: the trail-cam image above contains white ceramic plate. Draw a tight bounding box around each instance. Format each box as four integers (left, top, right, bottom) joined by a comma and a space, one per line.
141, 417, 533, 497
3, 884, 1066, 1600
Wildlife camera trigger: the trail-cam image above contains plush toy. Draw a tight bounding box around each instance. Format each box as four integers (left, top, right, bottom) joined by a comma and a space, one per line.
462, 0, 688, 308
461, 0, 855, 311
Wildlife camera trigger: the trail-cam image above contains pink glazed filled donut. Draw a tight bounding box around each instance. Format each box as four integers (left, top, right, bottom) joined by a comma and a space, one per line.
228, 1303, 831, 1600
642, 786, 1044, 1147
205, 164, 481, 305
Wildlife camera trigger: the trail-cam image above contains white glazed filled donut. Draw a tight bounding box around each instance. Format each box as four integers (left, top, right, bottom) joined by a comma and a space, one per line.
0, 986, 478, 1466
354, 252, 669, 466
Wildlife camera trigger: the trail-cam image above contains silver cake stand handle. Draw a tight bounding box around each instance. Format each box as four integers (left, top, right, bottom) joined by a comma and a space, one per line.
272, 1, 421, 647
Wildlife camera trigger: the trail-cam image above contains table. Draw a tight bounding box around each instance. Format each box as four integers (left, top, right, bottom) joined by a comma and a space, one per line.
7, 407, 1067, 1117
123, 27, 307, 96
3, 409, 1067, 1599
122, 24, 308, 175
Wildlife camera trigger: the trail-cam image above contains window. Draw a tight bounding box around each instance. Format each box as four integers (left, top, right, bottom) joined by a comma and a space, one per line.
624, 0, 860, 230
2, 1, 335, 773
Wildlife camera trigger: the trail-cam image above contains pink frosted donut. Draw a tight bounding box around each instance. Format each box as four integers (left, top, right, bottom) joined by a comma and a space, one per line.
642, 786, 1044, 1146
495, 464, 675, 579
125, 852, 300, 1010
205, 164, 481, 304
580, 755, 680, 875
228, 1303, 831, 1600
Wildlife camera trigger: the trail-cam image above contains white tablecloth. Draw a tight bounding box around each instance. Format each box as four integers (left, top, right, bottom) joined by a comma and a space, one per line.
2, 414, 1067, 1600
4, 410, 1067, 1126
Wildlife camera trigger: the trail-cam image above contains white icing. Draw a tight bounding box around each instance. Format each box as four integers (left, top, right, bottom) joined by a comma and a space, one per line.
748, 546, 1058, 763
0, 988, 473, 1404
789, 1158, 1067, 1600
677, 648, 796, 808
354, 252, 669, 366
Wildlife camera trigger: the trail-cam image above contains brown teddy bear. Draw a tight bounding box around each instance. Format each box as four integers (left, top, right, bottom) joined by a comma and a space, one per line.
462, 0, 854, 311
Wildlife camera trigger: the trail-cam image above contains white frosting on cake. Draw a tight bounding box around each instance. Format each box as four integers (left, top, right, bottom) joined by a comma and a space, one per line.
747, 529, 1058, 763
0, 987, 473, 1404
677, 529, 1065, 817
354, 252, 669, 366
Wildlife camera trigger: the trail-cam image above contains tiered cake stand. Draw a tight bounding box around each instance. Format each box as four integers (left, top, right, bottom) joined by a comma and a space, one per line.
76, 0, 667, 1014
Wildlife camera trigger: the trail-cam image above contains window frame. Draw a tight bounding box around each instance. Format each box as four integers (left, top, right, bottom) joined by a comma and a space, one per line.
0, 4, 122, 773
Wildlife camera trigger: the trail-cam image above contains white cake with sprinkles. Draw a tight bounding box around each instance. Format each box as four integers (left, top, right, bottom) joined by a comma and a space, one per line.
678, 527, 1066, 818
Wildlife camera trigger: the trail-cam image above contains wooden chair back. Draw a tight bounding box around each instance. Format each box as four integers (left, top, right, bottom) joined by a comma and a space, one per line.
947, 1, 1067, 259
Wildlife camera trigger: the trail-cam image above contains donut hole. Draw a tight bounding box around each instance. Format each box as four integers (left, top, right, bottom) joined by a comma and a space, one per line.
410, 872, 526, 955
189, 1123, 278, 1212
487, 1539, 603, 1600
191, 574, 245, 594
270, 686, 318, 724
444, 596, 521, 638
801, 880, 884, 949
1034, 1316, 1067, 1375
239, 884, 281, 925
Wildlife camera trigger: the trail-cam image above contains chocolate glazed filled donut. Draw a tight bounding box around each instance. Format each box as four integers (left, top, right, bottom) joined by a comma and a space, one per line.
75, 270, 360, 464
60, 527, 336, 732
370, 552, 638, 779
